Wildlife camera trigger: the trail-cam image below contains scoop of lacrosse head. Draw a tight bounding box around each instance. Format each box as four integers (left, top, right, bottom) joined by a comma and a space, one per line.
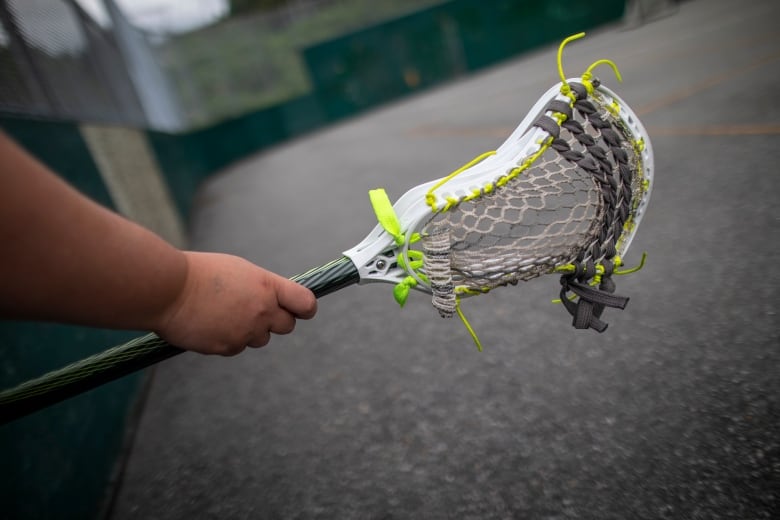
345, 34, 653, 338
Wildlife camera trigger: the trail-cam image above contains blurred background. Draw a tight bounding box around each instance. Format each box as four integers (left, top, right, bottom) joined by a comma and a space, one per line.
0, 0, 634, 131
1, 0, 450, 131
6, 1, 778, 519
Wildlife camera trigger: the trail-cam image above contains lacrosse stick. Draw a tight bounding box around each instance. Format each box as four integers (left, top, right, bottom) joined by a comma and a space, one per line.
0, 33, 653, 424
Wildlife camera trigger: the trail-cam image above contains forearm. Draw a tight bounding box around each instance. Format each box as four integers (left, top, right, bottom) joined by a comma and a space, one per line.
0, 133, 187, 331
1, 132, 317, 355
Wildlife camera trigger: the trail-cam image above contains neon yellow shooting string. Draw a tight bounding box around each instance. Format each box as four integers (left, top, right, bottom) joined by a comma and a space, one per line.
425, 150, 496, 211
455, 296, 483, 352
584, 59, 623, 83
557, 32, 586, 97
614, 252, 647, 275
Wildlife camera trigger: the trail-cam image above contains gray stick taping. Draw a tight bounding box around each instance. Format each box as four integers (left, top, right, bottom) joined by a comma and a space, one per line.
422, 229, 456, 318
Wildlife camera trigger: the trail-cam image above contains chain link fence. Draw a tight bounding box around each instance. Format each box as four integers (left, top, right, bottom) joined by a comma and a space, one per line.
0, 0, 182, 129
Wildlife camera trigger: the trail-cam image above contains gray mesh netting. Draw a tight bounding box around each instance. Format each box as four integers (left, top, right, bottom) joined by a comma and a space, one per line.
421, 80, 643, 331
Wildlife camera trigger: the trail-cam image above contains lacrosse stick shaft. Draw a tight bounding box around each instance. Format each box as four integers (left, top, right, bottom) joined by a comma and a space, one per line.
0, 256, 359, 425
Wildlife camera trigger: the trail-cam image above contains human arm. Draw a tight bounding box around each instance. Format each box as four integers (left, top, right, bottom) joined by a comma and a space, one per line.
0, 132, 316, 355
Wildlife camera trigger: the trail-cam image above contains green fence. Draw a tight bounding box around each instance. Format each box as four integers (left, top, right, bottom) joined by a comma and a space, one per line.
303, 0, 626, 119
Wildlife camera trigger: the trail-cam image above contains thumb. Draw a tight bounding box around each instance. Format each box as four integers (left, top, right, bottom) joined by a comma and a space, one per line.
274, 275, 318, 319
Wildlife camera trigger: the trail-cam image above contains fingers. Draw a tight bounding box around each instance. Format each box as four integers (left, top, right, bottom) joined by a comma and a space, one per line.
245, 307, 297, 349
246, 332, 270, 350
223, 272, 316, 352
160, 253, 319, 356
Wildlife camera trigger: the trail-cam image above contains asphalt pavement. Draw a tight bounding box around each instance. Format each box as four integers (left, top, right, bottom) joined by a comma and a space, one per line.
111, 0, 780, 518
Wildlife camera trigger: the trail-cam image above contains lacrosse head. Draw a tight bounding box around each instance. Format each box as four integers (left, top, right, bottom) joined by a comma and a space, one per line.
344, 34, 653, 335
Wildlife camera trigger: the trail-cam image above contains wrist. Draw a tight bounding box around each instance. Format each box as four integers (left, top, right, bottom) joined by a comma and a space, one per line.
149, 249, 192, 336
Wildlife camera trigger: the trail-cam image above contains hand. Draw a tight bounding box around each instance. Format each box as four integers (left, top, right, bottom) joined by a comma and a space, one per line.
154, 252, 317, 356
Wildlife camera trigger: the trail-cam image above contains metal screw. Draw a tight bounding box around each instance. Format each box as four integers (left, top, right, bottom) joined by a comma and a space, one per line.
375, 259, 387, 271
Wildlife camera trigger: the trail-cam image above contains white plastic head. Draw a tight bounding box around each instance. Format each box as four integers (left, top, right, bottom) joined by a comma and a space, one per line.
344, 34, 653, 334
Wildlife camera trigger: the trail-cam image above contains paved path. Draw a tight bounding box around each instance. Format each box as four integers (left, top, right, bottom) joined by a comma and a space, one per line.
112, 1, 779, 518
